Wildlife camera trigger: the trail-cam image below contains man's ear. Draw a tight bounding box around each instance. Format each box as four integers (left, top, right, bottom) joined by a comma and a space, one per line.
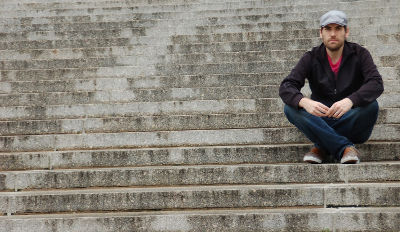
345, 27, 350, 39
319, 28, 323, 39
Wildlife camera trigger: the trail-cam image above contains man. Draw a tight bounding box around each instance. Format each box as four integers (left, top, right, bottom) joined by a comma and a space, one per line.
279, 10, 384, 164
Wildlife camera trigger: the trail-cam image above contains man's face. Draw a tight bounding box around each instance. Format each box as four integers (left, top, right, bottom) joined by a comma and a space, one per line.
320, 23, 349, 52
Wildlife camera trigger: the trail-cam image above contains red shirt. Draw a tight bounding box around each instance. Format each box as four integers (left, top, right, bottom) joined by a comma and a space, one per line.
327, 53, 342, 76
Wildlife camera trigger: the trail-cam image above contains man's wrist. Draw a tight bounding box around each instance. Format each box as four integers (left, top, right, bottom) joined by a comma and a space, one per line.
345, 98, 354, 107
298, 97, 309, 108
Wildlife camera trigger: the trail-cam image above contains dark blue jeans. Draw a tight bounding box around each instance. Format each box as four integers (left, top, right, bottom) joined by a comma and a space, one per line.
284, 100, 379, 160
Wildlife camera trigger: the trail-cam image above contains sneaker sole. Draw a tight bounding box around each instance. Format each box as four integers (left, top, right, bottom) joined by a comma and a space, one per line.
340, 156, 360, 164
303, 155, 322, 164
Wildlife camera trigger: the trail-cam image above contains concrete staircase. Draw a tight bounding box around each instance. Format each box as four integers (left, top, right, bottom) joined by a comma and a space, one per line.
0, 0, 399, 231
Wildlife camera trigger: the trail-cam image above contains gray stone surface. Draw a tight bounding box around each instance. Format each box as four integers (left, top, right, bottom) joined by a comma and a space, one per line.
0, 162, 399, 191
0, 142, 399, 170
0, 208, 399, 232
0, 183, 399, 215
0, 0, 399, 230
0, 184, 325, 214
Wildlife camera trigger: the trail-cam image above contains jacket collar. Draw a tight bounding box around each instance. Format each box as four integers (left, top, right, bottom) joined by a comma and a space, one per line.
318, 41, 355, 79
319, 41, 355, 61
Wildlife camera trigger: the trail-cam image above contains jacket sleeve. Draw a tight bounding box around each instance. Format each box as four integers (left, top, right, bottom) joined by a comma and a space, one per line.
347, 48, 384, 107
279, 52, 311, 108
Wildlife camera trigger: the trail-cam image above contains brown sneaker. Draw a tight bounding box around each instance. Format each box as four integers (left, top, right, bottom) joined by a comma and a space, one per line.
303, 147, 323, 164
340, 146, 360, 164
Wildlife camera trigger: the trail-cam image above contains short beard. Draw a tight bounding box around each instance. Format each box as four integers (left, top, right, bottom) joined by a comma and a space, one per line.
325, 39, 346, 52
326, 45, 342, 52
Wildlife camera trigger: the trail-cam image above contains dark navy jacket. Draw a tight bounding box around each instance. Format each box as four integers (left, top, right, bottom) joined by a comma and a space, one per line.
279, 41, 384, 108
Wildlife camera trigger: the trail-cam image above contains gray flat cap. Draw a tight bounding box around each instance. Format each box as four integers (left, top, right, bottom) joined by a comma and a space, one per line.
320, 10, 347, 27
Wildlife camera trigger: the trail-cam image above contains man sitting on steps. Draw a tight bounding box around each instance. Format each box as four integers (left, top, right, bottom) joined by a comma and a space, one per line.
279, 10, 384, 164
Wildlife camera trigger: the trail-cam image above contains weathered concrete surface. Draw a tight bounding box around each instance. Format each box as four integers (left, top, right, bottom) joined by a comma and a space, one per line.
0, 208, 399, 232
1, 142, 400, 171
1, 162, 400, 191
0, 184, 325, 214
1, 125, 400, 152
0, 0, 399, 231
1, 183, 400, 215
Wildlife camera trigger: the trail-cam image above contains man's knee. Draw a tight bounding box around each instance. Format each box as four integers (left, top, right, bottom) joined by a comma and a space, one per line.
357, 100, 379, 119
347, 100, 379, 144
284, 104, 305, 122
283, 104, 293, 117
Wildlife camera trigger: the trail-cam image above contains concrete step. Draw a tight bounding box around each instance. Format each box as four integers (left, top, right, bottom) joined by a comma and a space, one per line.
156, 60, 295, 75
170, 31, 399, 47
0, 92, 396, 118
380, 55, 400, 67
1, 31, 397, 55
0, 124, 399, 152
1, 142, 399, 171
0, 68, 285, 83
0, 112, 290, 135
382, 80, 400, 93
0, 9, 399, 35
1, 26, 398, 51
0, 58, 396, 85
0, 61, 295, 80
0, 107, 397, 135
2, 0, 393, 11
0, 38, 131, 50
1, 161, 400, 191
0, 45, 397, 72
0, 72, 284, 88
0, 0, 396, 7
0, 50, 306, 68
2, 15, 400, 36
0, 0, 397, 18
0, 97, 274, 118
0, 60, 297, 75
0, 85, 279, 105
0, 207, 399, 232
0, 77, 282, 93
0, 33, 398, 60
1, 38, 397, 67
1, 182, 400, 214
0, 52, 301, 70
0, 57, 119, 70
7, 33, 395, 55
1, 65, 395, 84
0, 0, 207, 5
0, 44, 397, 76
0, 92, 397, 118
379, 94, 400, 108
0, 127, 306, 152
1, 6, 399, 27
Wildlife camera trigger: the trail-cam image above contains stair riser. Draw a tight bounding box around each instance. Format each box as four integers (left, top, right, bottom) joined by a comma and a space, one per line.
1, 143, 399, 171
0, 1, 398, 18
0, 125, 399, 152
1, 7, 399, 28
0, 52, 398, 72
0, 67, 397, 86
0, 127, 305, 152
0, 113, 290, 135
0, 87, 279, 105
0, 108, 396, 135
3, 0, 395, 11
1, 184, 399, 214
2, 163, 400, 191
2, 21, 400, 40
1, 13, 400, 35
0, 209, 399, 232
0, 98, 279, 119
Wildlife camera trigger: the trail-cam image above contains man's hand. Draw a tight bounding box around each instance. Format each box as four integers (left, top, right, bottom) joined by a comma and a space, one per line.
299, 98, 329, 117
326, 98, 353, 118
